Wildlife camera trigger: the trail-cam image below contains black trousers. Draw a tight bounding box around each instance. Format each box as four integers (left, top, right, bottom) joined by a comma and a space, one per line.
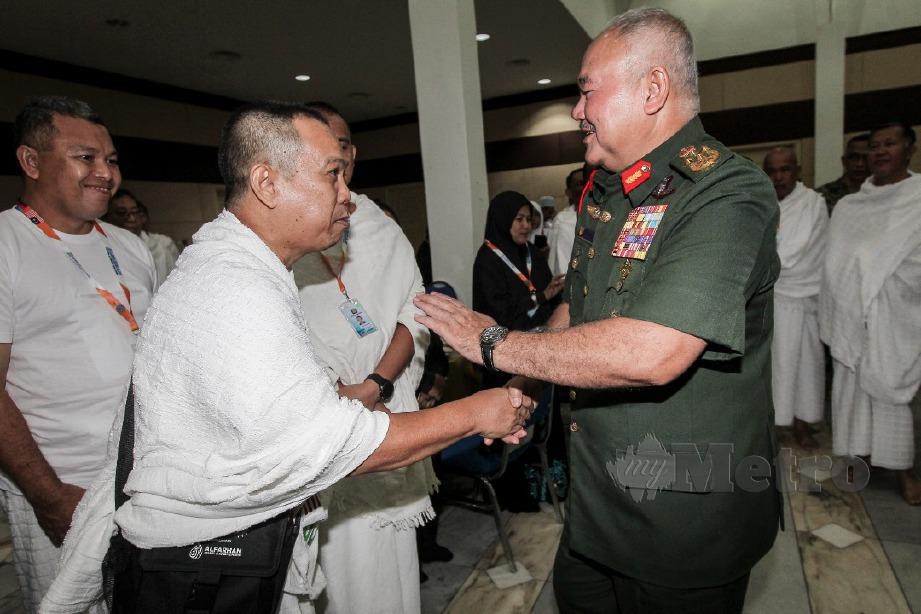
553, 525, 750, 614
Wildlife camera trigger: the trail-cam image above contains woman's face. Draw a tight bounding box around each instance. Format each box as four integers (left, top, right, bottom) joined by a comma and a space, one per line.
510, 205, 533, 245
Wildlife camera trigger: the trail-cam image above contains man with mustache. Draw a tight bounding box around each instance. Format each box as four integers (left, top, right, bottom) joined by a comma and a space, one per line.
820, 121, 921, 505
0, 96, 156, 612
416, 8, 781, 612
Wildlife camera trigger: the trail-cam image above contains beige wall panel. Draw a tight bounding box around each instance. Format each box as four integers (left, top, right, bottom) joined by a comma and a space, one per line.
379, 182, 428, 248
860, 43, 921, 92
483, 100, 579, 143
183, 106, 230, 147
845, 53, 864, 94
108, 93, 195, 144
529, 163, 577, 206
698, 73, 725, 113
1, 72, 122, 133
722, 61, 814, 109
486, 168, 530, 200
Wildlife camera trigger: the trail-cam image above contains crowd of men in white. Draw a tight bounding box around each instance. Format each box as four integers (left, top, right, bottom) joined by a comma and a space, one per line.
0, 88, 918, 614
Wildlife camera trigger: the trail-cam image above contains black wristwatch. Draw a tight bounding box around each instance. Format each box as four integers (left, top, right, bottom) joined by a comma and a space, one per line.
365, 373, 394, 403
479, 325, 510, 371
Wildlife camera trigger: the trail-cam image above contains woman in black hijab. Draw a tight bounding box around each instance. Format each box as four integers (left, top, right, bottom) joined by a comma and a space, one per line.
473, 191, 564, 388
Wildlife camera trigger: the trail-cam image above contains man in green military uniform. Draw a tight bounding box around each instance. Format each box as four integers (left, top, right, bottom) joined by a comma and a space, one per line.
816, 133, 870, 214
415, 8, 780, 612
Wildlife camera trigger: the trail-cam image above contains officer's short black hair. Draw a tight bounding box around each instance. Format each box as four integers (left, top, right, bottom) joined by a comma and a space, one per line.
13, 96, 106, 151
870, 121, 916, 146
218, 102, 328, 208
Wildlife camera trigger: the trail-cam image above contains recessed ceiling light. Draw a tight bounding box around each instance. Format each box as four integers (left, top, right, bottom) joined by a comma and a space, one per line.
537, 78, 552, 85
476, 33, 491, 42
294, 74, 311, 82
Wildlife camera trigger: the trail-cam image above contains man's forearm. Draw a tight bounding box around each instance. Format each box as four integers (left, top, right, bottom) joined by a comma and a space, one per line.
353, 399, 478, 474
373, 323, 414, 381
0, 391, 62, 503
493, 316, 705, 389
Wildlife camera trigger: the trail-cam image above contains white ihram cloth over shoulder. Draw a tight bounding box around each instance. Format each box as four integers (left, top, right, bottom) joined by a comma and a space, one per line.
293, 193, 433, 614
40, 210, 390, 613
772, 182, 828, 425
819, 172, 921, 467
293, 192, 436, 528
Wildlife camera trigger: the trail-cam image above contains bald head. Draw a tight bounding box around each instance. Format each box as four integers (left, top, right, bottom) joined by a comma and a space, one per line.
763, 147, 798, 201
596, 8, 699, 114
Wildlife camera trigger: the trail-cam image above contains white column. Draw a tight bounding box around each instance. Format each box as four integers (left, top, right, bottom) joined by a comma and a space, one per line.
814, 0, 846, 186
408, 0, 488, 304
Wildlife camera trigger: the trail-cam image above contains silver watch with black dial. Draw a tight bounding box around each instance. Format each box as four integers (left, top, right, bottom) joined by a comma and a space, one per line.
479, 325, 510, 371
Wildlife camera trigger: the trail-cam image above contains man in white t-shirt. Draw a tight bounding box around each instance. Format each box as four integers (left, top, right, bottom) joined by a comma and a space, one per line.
0, 96, 156, 612
547, 166, 587, 276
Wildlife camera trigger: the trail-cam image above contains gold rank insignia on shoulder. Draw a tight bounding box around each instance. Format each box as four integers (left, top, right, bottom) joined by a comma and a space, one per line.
680, 145, 720, 172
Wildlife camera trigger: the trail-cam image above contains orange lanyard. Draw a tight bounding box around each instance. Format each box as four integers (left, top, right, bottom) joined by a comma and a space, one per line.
484, 239, 537, 297
15, 202, 139, 333
319, 251, 351, 300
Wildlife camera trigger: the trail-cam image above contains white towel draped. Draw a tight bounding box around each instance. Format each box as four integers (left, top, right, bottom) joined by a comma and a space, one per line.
293, 192, 436, 529
40, 210, 390, 613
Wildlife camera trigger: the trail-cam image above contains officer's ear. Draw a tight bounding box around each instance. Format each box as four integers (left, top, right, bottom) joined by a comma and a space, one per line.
643, 66, 669, 116
249, 162, 280, 210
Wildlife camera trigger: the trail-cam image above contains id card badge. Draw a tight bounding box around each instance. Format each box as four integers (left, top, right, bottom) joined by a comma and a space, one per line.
339, 299, 378, 337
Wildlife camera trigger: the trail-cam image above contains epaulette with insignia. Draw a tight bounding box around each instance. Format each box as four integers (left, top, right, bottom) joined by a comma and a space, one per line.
671, 141, 731, 182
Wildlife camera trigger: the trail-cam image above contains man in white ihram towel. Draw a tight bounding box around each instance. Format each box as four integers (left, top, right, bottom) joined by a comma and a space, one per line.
820, 121, 921, 505
39, 102, 532, 613
292, 102, 435, 614
763, 147, 828, 449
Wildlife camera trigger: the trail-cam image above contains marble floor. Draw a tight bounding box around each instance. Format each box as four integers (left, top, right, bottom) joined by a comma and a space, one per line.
1, 405, 919, 614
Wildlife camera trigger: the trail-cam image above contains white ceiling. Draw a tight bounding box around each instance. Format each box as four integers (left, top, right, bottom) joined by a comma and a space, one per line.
0, 0, 589, 122
2, 1, 919, 124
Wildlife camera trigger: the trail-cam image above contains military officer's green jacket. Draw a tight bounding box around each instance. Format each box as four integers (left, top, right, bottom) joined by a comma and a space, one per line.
564, 117, 782, 588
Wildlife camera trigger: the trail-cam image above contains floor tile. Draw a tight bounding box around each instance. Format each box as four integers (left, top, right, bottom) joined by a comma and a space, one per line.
530, 576, 558, 614
744, 497, 809, 614
880, 540, 921, 614
860, 471, 921, 545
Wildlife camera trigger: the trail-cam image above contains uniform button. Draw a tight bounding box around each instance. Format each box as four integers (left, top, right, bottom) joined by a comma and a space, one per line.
570, 421, 580, 432
569, 389, 577, 401
587, 247, 596, 259
610, 309, 620, 317
600, 211, 612, 223
583, 285, 589, 296
571, 258, 579, 270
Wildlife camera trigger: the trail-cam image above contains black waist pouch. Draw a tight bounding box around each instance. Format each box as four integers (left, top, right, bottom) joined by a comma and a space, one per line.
111, 509, 300, 614
106, 384, 302, 614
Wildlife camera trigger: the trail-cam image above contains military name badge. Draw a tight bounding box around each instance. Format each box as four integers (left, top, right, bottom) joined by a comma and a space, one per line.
611, 204, 668, 260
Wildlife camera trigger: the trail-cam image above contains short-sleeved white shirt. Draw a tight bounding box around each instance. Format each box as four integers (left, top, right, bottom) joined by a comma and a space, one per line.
0, 207, 156, 492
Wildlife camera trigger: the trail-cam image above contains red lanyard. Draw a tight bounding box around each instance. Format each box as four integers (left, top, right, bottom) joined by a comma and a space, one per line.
484, 239, 537, 297
319, 251, 351, 300
15, 202, 139, 333
577, 169, 599, 216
